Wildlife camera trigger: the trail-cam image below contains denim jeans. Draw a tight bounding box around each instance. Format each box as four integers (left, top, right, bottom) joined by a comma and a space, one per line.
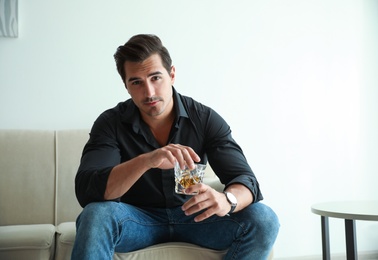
71, 201, 279, 260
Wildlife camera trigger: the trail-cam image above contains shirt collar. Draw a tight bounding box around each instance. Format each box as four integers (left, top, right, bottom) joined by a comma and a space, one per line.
172, 86, 189, 120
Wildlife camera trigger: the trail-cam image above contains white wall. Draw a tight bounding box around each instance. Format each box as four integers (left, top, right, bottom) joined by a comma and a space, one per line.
1, 0, 377, 258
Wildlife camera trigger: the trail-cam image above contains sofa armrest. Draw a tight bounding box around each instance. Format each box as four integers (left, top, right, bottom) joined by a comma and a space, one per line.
0, 224, 55, 260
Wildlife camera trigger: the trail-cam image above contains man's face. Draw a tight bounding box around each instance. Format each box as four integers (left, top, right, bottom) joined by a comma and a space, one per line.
124, 54, 176, 120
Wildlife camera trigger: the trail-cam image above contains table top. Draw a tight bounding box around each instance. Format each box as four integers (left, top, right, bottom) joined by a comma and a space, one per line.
311, 201, 378, 221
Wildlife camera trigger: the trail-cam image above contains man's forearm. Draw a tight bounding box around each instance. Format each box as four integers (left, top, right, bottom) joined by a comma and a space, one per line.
225, 184, 254, 212
104, 153, 150, 200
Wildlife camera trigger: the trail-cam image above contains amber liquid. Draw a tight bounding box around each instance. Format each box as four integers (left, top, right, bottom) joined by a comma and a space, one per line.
175, 164, 205, 194
178, 173, 201, 189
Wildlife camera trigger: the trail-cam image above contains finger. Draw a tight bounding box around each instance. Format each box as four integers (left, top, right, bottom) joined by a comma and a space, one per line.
181, 146, 201, 169
183, 196, 213, 216
163, 149, 178, 167
168, 144, 200, 169
181, 184, 211, 211
148, 148, 172, 169
179, 147, 194, 169
184, 183, 207, 196
194, 207, 217, 222
183, 146, 201, 163
164, 144, 185, 168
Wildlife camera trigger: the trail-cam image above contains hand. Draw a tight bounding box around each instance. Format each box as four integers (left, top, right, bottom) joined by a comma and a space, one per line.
146, 143, 200, 170
181, 183, 231, 222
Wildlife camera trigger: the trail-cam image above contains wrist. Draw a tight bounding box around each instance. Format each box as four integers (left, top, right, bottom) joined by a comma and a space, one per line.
223, 191, 237, 215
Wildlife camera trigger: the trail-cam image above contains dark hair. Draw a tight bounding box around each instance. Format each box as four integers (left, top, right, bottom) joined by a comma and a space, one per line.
114, 34, 172, 84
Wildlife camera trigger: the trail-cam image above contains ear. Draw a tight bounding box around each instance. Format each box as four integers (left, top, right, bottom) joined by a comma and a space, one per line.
170, 66, 176, 85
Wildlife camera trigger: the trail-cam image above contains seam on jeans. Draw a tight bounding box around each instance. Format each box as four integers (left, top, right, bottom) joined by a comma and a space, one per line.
223, 217, 248, 260
229, 224, 245, 260
112, 218, 170, 246
172, 215, 245, 259
111, 204, 170, 243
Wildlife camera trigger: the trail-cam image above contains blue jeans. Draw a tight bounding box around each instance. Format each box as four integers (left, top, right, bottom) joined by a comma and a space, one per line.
71, 201, 279, 260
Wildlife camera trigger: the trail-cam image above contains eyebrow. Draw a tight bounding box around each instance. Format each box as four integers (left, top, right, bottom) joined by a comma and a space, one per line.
127, 71, 163, 83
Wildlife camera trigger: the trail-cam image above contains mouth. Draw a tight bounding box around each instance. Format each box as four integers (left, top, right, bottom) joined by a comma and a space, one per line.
144, 98, 162, 107
145, 101, 159, 106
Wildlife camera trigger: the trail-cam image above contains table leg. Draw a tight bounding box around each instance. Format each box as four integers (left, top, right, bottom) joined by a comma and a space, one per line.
321, 216, 331, 260
345, 219, 357, 260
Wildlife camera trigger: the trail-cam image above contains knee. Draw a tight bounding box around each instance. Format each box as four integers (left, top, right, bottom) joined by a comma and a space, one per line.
253, 203, 279, 233
77, 201, 120, 226
241, 203, 280, 244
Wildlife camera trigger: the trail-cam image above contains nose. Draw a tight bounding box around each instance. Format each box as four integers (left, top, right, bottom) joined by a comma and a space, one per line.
144, 82, 155, 97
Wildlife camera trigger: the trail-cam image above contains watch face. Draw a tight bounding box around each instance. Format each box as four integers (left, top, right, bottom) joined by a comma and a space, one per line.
226, 192, 237, 204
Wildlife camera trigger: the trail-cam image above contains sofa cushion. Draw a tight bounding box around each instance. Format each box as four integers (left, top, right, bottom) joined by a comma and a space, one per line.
55, 222, 76, 260
0, 224, 55, 260
114, 242, 226, 260
55, 222, 226, 260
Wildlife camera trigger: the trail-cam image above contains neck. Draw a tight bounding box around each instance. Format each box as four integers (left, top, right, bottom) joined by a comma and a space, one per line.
147, 111, 175, 147
142, 99, 175, 146
147, 110, 175, 129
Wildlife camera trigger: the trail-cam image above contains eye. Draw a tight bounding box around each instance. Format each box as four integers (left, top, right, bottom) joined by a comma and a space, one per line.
131, 80, 141, 85
151, 76, 162, 81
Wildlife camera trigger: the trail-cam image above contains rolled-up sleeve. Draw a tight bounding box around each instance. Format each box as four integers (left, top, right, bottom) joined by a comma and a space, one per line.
204, 109, 263, 203
75, 114, 121, 208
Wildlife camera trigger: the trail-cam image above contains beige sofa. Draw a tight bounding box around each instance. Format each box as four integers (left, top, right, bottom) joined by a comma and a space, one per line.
0, 129, 273, 260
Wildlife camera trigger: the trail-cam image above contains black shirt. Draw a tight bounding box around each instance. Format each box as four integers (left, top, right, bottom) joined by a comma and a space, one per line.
75, 87, 263, 208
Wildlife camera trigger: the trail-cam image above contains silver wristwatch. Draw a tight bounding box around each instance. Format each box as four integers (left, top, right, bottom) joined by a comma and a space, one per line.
223, 191, 237, 214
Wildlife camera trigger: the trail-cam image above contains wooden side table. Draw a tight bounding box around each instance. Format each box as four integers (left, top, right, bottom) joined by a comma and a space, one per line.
311, 201, 378, 260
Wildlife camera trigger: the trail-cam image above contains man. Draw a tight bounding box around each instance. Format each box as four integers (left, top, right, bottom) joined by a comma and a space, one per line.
72, 34, 279, 259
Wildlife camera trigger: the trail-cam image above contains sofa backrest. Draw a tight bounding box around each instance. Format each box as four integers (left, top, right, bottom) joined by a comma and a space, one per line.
0, 130, 56, 225
55, 129, 89, 224
0, 129, 89, 226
